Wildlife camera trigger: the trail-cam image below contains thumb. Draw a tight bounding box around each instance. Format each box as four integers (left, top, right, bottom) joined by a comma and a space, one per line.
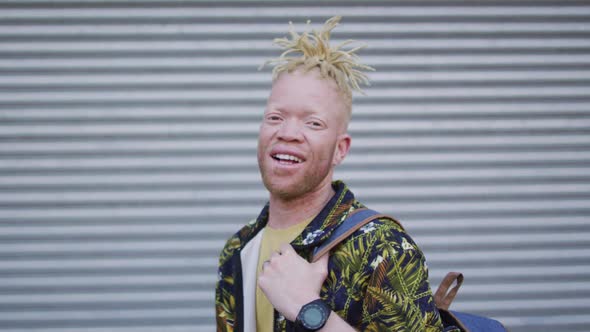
312, 253, 329, 273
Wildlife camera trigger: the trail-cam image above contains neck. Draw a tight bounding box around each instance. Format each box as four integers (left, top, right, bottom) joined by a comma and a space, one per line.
267, 181, 335, 229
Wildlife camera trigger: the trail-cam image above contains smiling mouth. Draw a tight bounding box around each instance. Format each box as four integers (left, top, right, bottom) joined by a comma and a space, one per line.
272, 153, 303, 165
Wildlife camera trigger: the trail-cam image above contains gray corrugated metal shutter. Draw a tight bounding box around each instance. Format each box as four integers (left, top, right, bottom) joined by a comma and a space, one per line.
1, 1, 589, 331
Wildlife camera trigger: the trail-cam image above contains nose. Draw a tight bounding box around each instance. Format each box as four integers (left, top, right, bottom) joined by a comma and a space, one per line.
277, 119, 303, 142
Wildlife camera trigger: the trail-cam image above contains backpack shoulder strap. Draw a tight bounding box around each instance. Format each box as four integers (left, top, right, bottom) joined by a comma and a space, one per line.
435, 272, 464, 310
436, 273, 509, 331
311, 208, 402, 262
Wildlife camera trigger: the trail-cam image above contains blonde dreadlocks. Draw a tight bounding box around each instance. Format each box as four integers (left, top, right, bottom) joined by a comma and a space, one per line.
260, 16, 374, 116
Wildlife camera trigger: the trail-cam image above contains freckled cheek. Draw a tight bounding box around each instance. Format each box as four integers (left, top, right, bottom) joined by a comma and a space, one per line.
309, 137, 337, 161
257, 128, 274, 150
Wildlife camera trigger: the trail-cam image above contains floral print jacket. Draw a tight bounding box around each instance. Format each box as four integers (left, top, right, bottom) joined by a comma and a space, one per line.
216, 181, 453, 332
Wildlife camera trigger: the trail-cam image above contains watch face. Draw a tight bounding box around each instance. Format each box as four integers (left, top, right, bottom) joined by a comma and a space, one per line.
303, 304, 324, 328
302, 303, 327, 329
297, 299, 330, 331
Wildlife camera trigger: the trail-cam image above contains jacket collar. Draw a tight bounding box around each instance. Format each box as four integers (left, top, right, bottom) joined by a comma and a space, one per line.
243, 180, 357, 253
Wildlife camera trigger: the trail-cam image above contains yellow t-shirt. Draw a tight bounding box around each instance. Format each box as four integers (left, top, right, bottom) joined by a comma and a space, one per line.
256, 218, 313, 332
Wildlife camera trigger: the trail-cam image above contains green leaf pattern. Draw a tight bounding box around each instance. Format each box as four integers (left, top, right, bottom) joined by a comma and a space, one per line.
216, 181, 457, 331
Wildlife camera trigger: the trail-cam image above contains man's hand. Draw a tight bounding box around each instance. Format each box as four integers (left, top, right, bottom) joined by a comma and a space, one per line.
258, 243, 329, 322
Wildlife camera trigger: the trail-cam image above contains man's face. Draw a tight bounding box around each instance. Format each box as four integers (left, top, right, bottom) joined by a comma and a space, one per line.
257, 68, 351, 200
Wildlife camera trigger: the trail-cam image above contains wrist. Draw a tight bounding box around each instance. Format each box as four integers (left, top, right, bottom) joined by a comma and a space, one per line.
294, 299, 331, 331
288, 295, 321, 322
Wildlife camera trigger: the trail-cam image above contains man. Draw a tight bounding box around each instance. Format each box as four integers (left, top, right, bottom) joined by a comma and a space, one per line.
216, 17, 449, 332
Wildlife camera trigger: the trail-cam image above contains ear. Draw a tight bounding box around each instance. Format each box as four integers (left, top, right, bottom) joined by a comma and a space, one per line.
332, 133, 351, 167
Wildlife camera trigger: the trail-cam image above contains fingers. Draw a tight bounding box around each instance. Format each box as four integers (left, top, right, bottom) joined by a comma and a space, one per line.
312, 252, 329, 266
262, 244, 323, 276
270, 250, 281, 260
262, 248, 284, 272
279, 243, 295, 256
311, 252, 329, 276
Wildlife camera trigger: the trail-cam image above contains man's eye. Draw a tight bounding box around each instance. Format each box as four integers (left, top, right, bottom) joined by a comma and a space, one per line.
267, 115, 282, 121
309, 121, 323, 128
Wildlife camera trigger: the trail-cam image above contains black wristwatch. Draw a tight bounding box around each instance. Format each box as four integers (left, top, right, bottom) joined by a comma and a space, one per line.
295, 299, 331, 331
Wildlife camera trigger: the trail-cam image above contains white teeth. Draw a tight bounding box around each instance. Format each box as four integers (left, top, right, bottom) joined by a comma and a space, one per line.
273, 154, 303, 163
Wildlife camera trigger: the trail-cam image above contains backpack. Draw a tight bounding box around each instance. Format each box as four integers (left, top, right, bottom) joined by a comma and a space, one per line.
435, 271, 508, 332
312, 208, 509, 332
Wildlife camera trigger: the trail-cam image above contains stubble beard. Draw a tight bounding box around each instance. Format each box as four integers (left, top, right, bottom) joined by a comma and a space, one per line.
258, 151, 334, 202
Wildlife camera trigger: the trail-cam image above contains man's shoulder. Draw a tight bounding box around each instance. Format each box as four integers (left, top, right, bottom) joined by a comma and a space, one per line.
341, 210, 423, 256
345, 208, 406, 237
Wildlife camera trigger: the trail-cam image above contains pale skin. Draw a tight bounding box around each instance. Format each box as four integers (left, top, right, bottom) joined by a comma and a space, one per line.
256, 68, 357, 331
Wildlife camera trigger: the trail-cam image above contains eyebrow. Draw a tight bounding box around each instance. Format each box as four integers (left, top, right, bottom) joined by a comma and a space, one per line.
268, 105, 321, 117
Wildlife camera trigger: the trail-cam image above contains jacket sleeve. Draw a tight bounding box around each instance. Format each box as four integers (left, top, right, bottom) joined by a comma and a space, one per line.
358, 220, 445, 332
215, 274, 233, 332
215, 236, 241, 332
